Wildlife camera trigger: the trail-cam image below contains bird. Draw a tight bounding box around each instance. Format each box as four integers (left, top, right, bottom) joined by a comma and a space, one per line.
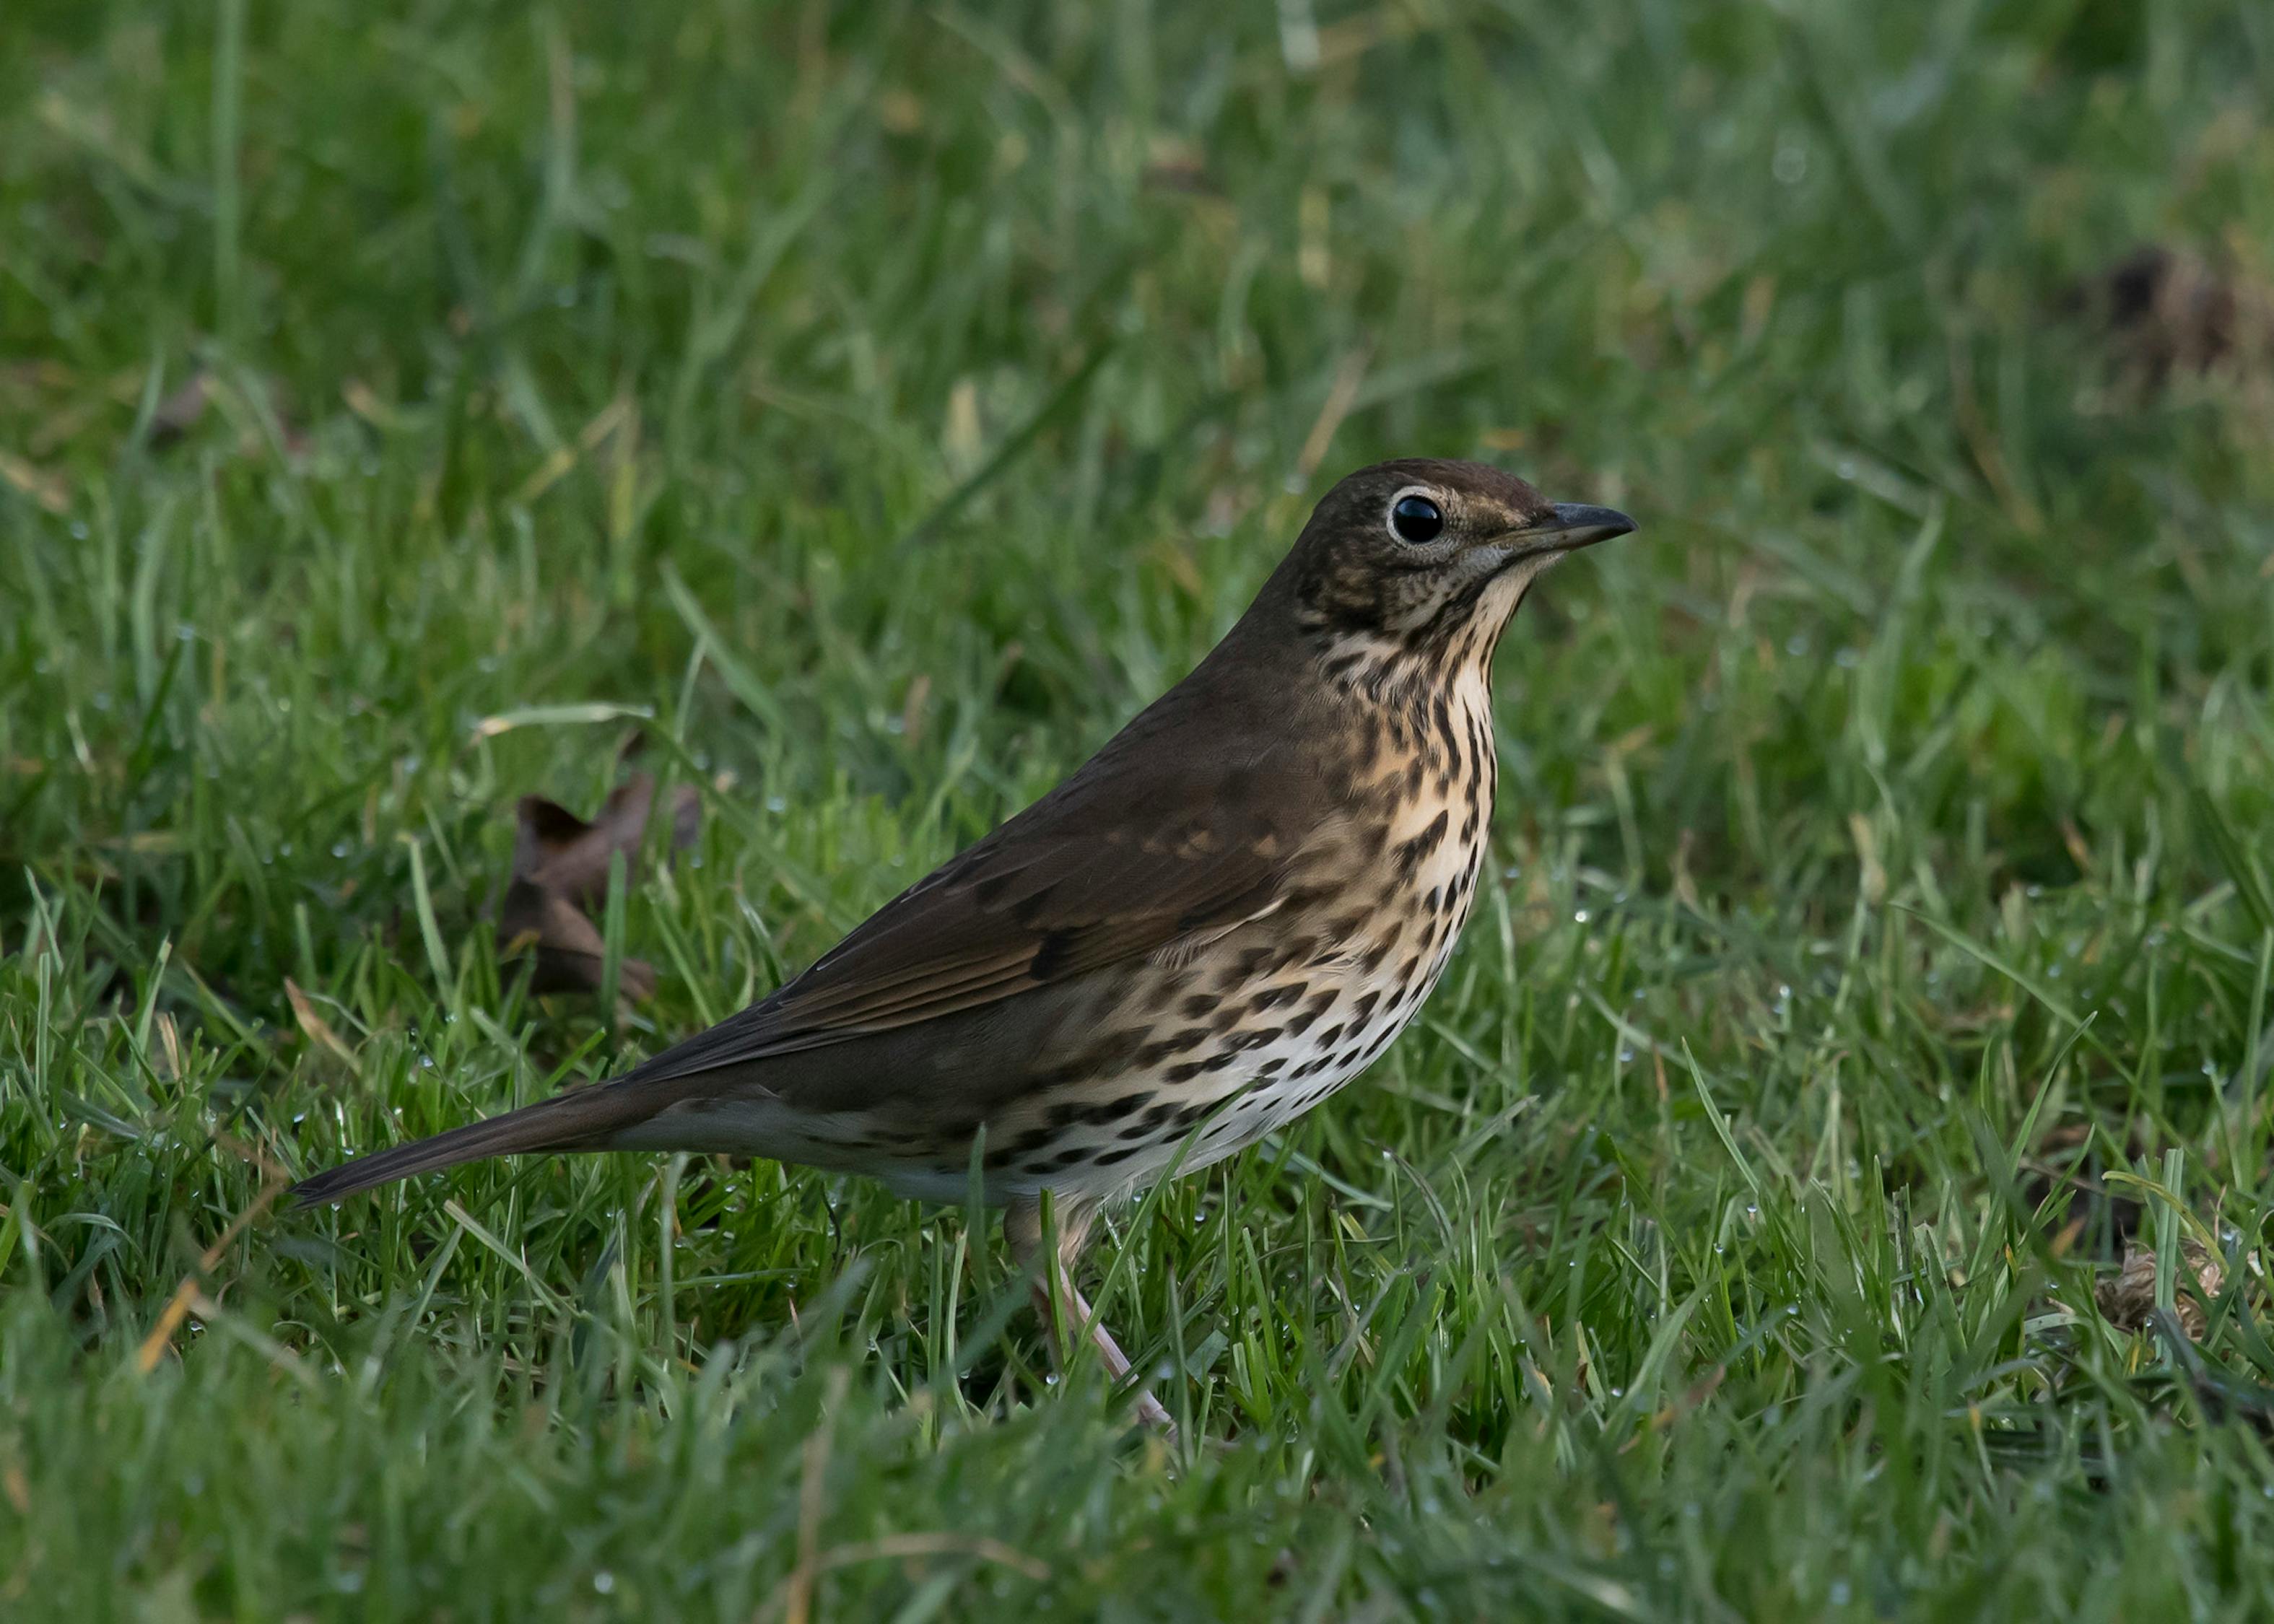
292, 458, 1634, 1431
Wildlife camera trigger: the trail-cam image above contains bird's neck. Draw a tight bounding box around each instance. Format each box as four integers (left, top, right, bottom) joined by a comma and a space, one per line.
1303, 616, 1504, 830
1310, 569, 1519, 719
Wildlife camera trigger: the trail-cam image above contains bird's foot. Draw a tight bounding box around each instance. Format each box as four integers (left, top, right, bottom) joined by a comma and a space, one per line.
1029, 1272, 1178, 1438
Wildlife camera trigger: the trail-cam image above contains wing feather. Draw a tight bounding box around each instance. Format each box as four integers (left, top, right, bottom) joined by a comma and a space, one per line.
611, 730, 1325, 1090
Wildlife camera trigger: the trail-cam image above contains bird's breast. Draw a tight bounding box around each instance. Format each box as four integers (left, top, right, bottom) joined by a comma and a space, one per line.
672, 673, 1507, 1208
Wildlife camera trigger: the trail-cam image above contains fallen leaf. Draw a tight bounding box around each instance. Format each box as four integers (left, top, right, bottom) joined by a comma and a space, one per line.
497, 878, 660, 1000
2094, 1241, 2223, 1338
512, 773, 699, 908
2072, 245, 2274, 388
495, 767, 698, 1000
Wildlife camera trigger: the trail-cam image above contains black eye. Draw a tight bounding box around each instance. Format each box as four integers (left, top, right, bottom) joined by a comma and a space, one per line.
1390, 494, 1445, 544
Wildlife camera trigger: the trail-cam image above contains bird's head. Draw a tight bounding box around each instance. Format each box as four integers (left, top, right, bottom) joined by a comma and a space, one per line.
1270, 458, 1633, 665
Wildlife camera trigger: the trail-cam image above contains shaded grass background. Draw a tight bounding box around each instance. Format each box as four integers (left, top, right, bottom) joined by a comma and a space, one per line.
6, 0, 2274, 1615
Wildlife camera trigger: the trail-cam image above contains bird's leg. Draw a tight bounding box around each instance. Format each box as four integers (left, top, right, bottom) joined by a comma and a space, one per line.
1004, 1195, 1177, 1436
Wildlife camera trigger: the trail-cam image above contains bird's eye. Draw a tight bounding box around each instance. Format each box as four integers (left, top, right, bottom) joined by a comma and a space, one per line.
1389, 494, 1445, 544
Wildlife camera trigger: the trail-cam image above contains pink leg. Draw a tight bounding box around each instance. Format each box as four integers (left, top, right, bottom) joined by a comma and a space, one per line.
1007, 1198, 1177, 1437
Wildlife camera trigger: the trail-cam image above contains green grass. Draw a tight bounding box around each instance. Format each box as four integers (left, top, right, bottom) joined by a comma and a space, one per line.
6, 0, 2274, 1616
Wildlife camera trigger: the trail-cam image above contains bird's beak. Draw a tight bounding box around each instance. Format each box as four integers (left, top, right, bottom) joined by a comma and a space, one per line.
1514, 502, 1637, 557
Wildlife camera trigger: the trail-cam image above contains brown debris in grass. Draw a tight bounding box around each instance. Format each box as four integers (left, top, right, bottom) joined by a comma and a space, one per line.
496, 762, 700, 1000
2094, 1241, 2223, 1339
2070, 245, 2274, 388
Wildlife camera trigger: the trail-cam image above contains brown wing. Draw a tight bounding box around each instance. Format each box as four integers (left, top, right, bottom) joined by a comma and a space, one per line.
609, 725, 1330, 1090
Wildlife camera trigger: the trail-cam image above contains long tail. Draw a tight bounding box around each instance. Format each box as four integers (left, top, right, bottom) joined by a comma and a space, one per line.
290, 1082, 657, 1205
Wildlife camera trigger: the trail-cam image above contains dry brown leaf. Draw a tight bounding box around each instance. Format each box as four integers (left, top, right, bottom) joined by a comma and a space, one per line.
495, 769, 697, 1000
2074, 245, 2274, 387
2094, 1241, 2224, 1339
497, 878, 660, 1000
512, 773, 699, 908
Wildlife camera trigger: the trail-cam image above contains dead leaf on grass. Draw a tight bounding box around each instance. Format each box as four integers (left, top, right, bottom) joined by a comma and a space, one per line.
2070, 245, 2274, 388
512, 772, 700, 907
2094, 1241, 2223, 1339
495, 767, 699, 1000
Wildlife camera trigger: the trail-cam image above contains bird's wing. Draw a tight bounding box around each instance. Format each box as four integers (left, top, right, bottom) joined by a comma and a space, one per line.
611, 734, 1328, 1088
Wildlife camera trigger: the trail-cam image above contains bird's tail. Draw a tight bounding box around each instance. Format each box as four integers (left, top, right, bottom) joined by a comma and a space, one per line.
290, 1082, 653, 1205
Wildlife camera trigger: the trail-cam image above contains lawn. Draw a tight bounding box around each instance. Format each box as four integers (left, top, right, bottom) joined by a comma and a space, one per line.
6, 0, 2274, 1617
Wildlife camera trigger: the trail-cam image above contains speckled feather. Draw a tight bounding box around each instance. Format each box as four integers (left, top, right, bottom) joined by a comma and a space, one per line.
293, 460, 1632, 1210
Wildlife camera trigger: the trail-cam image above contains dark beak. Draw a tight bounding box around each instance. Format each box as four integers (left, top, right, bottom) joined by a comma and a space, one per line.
1527, 502, 1636, 553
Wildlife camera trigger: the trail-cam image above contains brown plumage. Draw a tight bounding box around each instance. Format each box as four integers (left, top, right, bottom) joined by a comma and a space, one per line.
293, 458, 1633, 1428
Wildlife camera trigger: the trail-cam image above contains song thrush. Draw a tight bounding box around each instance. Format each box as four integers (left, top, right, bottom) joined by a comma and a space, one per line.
294, 458, 1634, 1430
